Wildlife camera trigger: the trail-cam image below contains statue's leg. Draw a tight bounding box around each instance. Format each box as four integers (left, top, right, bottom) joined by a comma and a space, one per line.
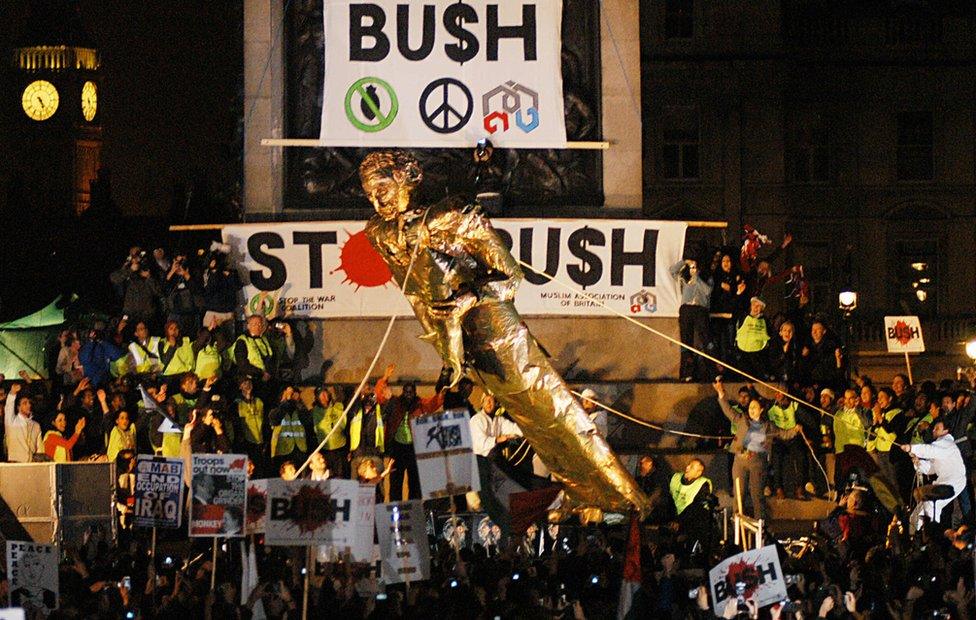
462, 301, 652, 516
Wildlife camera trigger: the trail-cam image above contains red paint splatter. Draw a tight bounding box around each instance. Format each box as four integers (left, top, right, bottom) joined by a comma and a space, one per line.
894, 320, 912, 345
332, 229, 392, 289
246, 487, 266, 524
290, 485, 335, 535
726, 559, 760, 599
230, 458, 247, 469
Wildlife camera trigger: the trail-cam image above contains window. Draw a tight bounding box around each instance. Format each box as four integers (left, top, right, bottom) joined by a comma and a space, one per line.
788, 111, 831, 183
896, 111, 933, 181
893, 238, 938, 317
661, 108, 699, 180
664, 0, 693, 39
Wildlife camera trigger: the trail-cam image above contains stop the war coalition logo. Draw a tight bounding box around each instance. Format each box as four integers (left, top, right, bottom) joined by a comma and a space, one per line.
321, 1, 568, 148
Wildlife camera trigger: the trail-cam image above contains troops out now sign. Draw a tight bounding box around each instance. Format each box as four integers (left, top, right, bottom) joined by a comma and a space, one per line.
222, 219, 686, 319
413, 408, 479, 499
322, 0, 567, 148
133, 455, 185, 529
190, 454, 248, 538
709, 545, 787, 616
884, 316, 925, 353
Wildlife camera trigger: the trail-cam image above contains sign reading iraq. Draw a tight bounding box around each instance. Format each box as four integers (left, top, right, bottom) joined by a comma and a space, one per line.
321, 1, 567, 148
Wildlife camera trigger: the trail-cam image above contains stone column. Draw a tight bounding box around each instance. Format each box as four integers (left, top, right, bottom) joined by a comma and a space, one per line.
243, 0, 284, 218
600, 0, 643, 208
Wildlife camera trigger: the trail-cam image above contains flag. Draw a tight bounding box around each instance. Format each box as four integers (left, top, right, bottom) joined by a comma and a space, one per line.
616, 513, 642, 620
240, 540, 259, 606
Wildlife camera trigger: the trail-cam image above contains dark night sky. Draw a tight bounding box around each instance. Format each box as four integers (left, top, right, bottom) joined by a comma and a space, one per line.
0, 1, 243, 216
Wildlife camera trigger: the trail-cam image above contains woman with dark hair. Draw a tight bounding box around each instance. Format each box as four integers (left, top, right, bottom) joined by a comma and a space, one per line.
709, 251, 746, 367
670, 258, 713, 382
712, 379, 804, 519
768, 320, 802, 388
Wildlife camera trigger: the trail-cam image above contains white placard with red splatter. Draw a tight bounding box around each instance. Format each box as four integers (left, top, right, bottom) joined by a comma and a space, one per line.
708, 545, 786, 615
265, 479, 374, 551
221, 219, 686, 319
884, 315, 925, 353
412, 408, 480, 500
244, 479, 268, 535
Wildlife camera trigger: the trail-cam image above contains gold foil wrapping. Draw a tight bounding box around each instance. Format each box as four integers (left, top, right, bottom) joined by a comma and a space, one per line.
360, 152, 652, 517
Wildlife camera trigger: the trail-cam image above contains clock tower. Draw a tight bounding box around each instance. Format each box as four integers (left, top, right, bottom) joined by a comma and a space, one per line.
10, 0, 102, 215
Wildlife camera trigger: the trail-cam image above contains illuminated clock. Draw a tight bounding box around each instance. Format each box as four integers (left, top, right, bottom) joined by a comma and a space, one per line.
81, 81, 97, 121
21, 80, 59, 121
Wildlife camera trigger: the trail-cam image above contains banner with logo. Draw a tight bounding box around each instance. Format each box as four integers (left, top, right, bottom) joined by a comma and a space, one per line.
412, 408, 479, 499
884, 316, 925, 353
189, 454, 248, 538
376, 501, 430, 584
708, 545, 786, 616
133, 455, 185, 529
223, 219, 686, 319
265, 479, 374, 554
321, 0, 566, 148
245, 479, 268, 535
6, 542, 58, 615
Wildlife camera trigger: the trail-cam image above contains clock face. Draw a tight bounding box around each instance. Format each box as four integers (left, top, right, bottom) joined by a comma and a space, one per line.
22, 80, 59, 121
81, 81, 98, 121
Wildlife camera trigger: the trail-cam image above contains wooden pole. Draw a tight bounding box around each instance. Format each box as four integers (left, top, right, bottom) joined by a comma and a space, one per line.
302, 546, 312, 620
734, 477, 747, 546
260, 138, 611, 150
904, 352, 914, 384
210, 537, 218, 592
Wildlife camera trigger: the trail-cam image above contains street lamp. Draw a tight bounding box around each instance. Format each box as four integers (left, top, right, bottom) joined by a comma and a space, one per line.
965, 338, 976, 362
838, 290, 858, 314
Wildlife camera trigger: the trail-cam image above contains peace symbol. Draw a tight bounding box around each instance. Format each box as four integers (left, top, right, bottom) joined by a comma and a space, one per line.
419, 78, 473, 134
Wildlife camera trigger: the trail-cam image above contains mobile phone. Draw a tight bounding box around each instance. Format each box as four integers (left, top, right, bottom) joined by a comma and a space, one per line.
120, 576, 131, 589
688, 587, 699, 600
376, 593, 388, 601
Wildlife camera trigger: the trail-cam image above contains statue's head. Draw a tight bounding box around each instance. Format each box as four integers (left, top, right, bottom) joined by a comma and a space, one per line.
359, 151, 423, 220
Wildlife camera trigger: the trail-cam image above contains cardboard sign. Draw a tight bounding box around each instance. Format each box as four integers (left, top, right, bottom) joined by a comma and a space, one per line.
245, 479, 268, 535
222, 219, 687, 319
884, 316, 925, 353
265, 479, 374, 555
133, 455, 185, 529
376, 501, 431, 584
709, 545, 787, 615
412, 409, 480, 499
321, 0, 567, 149
189, 454, 248, 538
6, 541, 58, 615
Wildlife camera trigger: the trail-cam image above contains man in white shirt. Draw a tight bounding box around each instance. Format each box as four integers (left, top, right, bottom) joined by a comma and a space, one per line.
579, 389, 608, 438
470, 394, 522, 458
902, 419, 966, 530
4, 383, 44, 463
469, 394, 526, 537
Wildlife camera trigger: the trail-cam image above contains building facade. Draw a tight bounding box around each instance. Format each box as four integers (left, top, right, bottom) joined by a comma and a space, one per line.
640, 0, 976, 321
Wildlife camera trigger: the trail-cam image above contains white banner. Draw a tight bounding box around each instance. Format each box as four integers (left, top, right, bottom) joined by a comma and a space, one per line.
884, 315, 925, 353
412, 409, 479, 499
376, 501, 431, 584
265, 479, 374, 556
322, 0, 566, 148
6, 541, 58, 615
709, 545, 786, 616
223, 219, 686, 319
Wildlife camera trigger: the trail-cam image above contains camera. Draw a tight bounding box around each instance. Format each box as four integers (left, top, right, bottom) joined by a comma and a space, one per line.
688, 587, 700, 600
511, 572, 520, 581
589, 575, 600, 585
376, 593, 387, 601
449, 579, 459, 588
162, 556, 174, 567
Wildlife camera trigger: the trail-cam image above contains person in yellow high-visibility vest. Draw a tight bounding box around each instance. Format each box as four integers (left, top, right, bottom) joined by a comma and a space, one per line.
670, 459, 712, 516
669, 458, 715, 564
867, 387, 907, 511
348, 387, 384, 481
270, 385, 310, 473
735, 297, 773, 380
312, 385, 348, 479
156, 321, 198, 384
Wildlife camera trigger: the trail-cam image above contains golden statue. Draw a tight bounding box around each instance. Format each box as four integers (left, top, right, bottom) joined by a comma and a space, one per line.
360, 151, 652, 517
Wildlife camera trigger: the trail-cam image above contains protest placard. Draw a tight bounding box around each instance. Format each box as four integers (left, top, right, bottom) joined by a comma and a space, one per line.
376, 501, 430, 584
133, 455, 184, 529
245, 479, 268, 535
412, 408, 479, 499
266, 479, 373, 558
189, 454, 247, 537
6, 541, 58, 615
709, 545, 787, 616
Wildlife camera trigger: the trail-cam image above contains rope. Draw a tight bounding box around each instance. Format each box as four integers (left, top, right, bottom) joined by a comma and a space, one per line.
515, 258, 904, 451
295, 210, 428, 477
571, 390, 732, 442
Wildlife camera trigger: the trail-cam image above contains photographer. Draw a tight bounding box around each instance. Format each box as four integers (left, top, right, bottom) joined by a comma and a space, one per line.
201, 246, 242, 338
109, 248, 162, 328
163, 252, 201, 337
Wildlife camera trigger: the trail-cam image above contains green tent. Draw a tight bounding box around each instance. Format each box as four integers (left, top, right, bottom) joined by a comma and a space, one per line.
0, 298, 67, 378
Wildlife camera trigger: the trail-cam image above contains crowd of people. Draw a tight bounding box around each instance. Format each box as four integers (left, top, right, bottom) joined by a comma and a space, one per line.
0, 239, 974, 619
